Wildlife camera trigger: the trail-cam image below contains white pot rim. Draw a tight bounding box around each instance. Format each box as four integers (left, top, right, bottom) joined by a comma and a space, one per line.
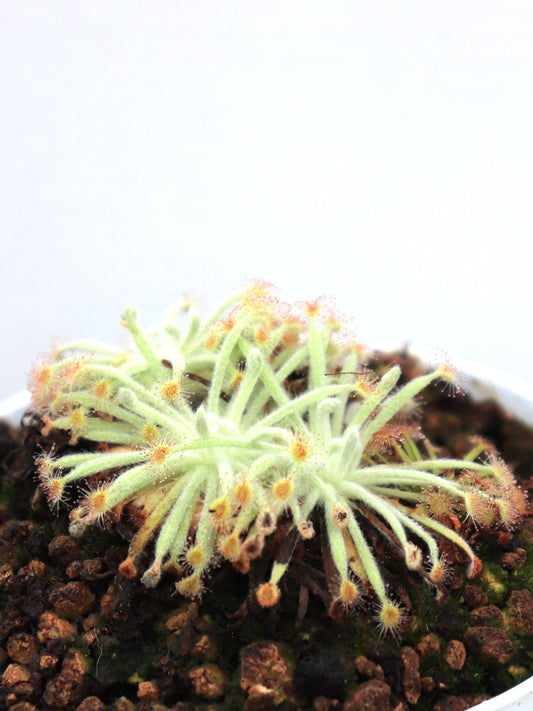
0, 390, 32, 421
0, 350, 531, 711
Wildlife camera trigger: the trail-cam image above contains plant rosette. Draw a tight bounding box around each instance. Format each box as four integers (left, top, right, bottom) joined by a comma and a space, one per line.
0, 285, 531, 710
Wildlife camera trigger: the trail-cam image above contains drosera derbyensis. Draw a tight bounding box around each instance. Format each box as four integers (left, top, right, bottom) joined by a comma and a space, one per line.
29, 281, 527, 634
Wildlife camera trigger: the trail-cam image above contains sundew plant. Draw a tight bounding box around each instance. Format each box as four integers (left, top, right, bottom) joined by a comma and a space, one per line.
30, 282, 527, 633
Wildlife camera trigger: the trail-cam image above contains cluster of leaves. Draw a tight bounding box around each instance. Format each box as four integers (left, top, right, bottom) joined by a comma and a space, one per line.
29, 281, 527, 633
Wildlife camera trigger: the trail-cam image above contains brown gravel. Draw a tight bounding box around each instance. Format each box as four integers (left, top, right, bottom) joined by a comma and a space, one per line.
433, 696, 482, 711
507, 589, 533, 635
190, 633, 217, 661
392, 702, 408, 711
420, 676, 436, 693
342, 679, 392, 711
355, 655, 385, 681
463, 585, 488, 609
74, 697, 106, 711
444, 640, 466, 671
416, 633, 441, 657
49, 581, 96, 618
500, 548, 527, 571
470, 605, 504, 625
37, 611, 76, 644
312, 697, 342, 711
48, 536, 79, 566
188, 664, 227, 700
1, 662, 34, 705
243, 683, 285, 711
400, 646, 421, 704
99, 579, 132, 621
39, 653, 60, 674
43, 649, 87, 708
113, 699, 135, 711
6, 631, 38, 665
463, 626, 515, 665
240, 640, 290, 693
77, 558, 107, 581
137, 680, 160, 701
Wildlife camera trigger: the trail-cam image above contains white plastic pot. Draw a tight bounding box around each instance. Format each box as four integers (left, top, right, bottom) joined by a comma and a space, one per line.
1, 354, 532, 711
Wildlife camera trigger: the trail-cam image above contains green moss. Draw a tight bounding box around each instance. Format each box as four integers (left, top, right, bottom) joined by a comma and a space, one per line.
480, 563, 509, 605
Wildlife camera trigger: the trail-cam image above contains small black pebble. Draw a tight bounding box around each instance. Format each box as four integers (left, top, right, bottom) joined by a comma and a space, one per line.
293, 651, 345, 699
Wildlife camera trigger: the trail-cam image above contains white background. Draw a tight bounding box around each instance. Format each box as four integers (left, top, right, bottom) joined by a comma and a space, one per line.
1, 1, 532, 401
